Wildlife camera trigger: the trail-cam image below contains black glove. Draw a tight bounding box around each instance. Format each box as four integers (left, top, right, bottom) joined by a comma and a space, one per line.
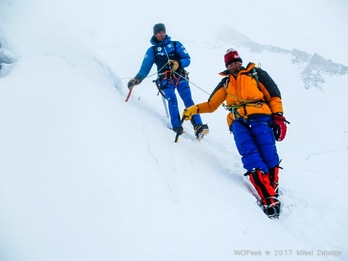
127, 78, 140, 89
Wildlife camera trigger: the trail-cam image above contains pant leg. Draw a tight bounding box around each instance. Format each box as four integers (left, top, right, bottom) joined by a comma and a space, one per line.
161, 81, 180, 129
249, 119, 280, 170
231, 116, 280, 202
176, 79, 202, 126
230, 120, 269, 173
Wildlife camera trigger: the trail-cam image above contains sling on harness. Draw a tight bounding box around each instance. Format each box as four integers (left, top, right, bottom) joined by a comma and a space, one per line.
223, 100, 266, 120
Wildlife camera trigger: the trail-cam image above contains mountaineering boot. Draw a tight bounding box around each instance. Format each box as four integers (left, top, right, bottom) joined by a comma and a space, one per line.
246, 168, 281, 218
194, 124, 209, 140
259, 197, 281, 218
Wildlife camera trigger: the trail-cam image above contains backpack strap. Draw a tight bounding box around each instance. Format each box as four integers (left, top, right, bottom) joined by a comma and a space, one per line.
173, 40, 177, 51
245, 62, 261, 91
251, 68, 261, 91
223, 76, 229, 89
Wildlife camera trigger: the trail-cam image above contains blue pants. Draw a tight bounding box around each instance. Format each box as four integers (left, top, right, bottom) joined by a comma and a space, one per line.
230, 115, 279, 173
161, 76, 202, 129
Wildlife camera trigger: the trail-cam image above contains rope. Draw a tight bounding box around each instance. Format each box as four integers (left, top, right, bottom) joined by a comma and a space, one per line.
171, 70, 210, 96
121, 57, 210, 96
119, 63, 168, 80
162, 43, 210, 95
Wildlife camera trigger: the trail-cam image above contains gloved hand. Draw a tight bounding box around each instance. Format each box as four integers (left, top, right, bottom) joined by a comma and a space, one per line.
168, 60, 179, 71
182, 105, 199, 121
127, 78, 140, 89
273, 113, 289, 141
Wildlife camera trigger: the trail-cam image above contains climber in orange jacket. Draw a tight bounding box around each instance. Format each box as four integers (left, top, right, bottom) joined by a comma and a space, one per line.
182, 48, 289, 218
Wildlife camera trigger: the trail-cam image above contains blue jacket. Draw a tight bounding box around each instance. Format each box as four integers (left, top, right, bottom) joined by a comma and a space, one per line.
135, 35, 191, 82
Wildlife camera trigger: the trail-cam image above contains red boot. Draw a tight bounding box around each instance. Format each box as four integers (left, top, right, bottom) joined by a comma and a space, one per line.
247, 169, 281, 218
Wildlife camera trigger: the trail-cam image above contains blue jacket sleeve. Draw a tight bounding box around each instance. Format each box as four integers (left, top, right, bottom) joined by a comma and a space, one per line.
135, 47, 156, 83
174, 41, 191, 68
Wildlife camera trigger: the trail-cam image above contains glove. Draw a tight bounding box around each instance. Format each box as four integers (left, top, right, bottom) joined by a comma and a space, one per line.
168, 60, 179, 71
182, 105, 199, 121
272, 113, 289, 141
127, 78, 140, 89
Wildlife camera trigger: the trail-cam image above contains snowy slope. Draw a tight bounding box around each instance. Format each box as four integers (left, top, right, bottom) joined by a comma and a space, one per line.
1, 1, 348, 261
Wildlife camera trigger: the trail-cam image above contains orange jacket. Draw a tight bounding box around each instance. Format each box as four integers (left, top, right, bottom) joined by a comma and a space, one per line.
196, 63, 283, 127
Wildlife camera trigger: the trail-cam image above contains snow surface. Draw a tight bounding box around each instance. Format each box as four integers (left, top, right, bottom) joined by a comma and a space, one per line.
0, 1, 348, 261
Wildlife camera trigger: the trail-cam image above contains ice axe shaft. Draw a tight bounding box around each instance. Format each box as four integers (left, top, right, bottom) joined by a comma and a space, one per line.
125, 86, 133, 102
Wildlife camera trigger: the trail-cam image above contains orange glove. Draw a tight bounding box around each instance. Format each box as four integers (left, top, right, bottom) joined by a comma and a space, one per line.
168, 60, 179, 71
182, 105, 199, 120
